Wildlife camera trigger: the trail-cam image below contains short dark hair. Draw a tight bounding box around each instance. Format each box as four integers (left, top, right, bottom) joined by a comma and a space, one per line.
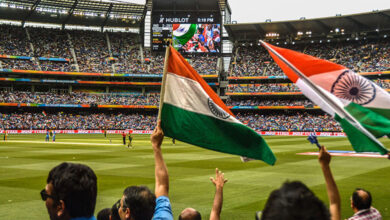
97, 208, 111, 220
352, 188, 372, 210
47, 162, 97, 218
123, 186, 156, 220
110, 201, 121, 220
261, 181, 330, 220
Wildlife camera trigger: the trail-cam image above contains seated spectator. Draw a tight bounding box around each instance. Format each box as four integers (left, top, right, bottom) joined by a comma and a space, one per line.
348, 188, 382, 220
42, 162, 97, 220
179, 168, 228, 220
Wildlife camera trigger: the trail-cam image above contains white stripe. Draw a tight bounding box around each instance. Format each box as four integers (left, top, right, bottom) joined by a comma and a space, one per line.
309, 70, 390, 109
296, 79, 346, 117
366, 84, 390, 109
164, 72, 241, 124
173, 24, 191, 37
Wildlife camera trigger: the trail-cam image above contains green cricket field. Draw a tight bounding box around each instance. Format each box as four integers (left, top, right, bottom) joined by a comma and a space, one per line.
0, 134, 389, 219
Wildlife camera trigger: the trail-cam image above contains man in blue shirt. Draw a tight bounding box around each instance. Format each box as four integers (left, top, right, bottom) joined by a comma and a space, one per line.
41, 162, 97, 220
151, 121, 173, 220
118, 121, 173, 220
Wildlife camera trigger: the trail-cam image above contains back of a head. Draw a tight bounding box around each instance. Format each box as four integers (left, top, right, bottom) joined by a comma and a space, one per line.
47, 162, 97, 218
352, 188, 372, 211
123, 186, 156, 220
97, 208, 111, 220
261, 181, 330, 220
178, 208, 202, 220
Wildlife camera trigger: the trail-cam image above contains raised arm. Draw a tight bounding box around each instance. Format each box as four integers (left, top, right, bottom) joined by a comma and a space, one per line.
319, 146, 341, 220
209, 168, 228, 220
151, 120, 169, 198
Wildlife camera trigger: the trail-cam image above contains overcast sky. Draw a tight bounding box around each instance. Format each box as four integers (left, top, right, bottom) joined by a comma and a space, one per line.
228, 0, 390, 23
114, 0, 390, 23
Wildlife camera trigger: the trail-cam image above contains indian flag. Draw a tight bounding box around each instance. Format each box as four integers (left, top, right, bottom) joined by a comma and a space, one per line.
172, 24, 197, 47
261, 41, 389, 155
159, 46, 276, 165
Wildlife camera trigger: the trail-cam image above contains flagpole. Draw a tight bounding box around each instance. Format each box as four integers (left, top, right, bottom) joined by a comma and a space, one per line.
259, 40, 386, 150
158, 45, 170, 121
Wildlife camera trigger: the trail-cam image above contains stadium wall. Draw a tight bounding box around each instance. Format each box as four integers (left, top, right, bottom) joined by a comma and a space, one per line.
0, 130, 346, 136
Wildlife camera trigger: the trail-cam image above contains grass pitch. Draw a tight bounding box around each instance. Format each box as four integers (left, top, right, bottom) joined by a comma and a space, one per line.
0, 134, 389, 219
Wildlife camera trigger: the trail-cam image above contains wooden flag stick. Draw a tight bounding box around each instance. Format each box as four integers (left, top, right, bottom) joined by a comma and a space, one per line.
158, 45, 171, 120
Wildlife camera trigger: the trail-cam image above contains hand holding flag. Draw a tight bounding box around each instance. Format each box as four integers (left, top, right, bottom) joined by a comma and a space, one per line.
307, 133, 321, 149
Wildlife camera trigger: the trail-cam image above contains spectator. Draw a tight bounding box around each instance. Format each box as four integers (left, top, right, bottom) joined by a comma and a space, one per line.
348, 188, 382, 220
151, 120, 174, 220
118, 186, 156, 220
97, 208, 111, 220
179, 168, 227, 220
41, 162, 97, 220
260, 146, 340, 220
260, 181, 330, 220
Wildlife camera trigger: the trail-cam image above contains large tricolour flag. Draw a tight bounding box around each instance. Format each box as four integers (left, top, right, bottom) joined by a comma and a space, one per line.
261, 41, 389, 155
159, 46, 276, 165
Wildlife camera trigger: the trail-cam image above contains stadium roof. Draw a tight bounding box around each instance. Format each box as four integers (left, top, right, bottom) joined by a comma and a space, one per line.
224, 9, 390, 42
0, 0, 146, 28
152, 0, 221, 13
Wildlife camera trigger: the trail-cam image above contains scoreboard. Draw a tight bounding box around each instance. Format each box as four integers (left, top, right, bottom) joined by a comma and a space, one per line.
151, 13, 221, 52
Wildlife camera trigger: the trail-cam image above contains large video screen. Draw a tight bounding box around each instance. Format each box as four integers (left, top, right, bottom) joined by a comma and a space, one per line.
151, 13, 221, 53
172, 24, 221, 53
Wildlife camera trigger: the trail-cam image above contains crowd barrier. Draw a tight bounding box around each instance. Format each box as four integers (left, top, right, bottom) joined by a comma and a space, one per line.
0, 130, 345, 136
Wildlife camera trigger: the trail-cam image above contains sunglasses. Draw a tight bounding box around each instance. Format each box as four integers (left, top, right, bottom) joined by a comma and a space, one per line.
40, 189, 58, 201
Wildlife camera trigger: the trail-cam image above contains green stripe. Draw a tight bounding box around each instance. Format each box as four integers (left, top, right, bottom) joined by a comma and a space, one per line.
334, 114, 388, 155
161, 103, 276, 165
345, 102, 390, 138
173, 24, 197, 46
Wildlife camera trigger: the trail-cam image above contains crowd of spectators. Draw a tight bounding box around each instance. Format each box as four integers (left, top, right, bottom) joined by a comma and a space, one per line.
28, 27, 71, 58
227, 83, 300, 93
0, 24, 219, 75
231, 39, 390, 77
70, 30, 112, 73
373, 79, 390, 89
1, 111, 342, 132
0, 59, 38, 70
0, 25, 32, 56
189, 55, 218, 75
231, 46, 284, 77
236, 112, 342, 132
0, 112, 156, 130
0, 91, 159, 106
226, 99, 314, 106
